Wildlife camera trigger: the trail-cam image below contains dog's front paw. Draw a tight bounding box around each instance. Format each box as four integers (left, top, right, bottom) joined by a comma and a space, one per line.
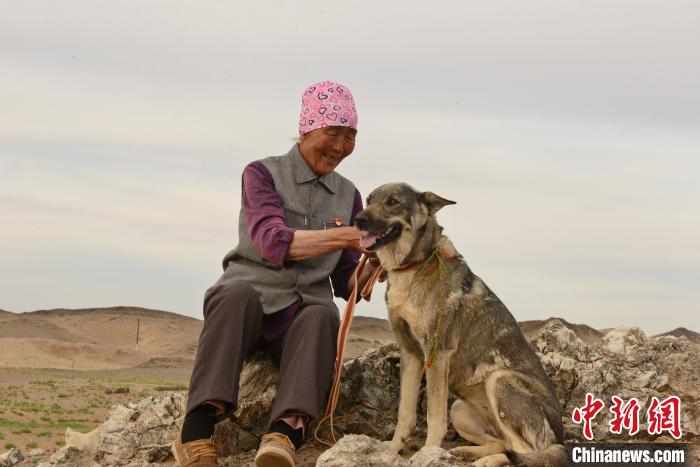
383, 439, 403, 453
470, 456, 509, 467
448, 446, 478, 461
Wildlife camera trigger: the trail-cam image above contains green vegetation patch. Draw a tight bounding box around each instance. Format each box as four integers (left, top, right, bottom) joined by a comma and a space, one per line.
9, 401, 45, 413
29, 380, 58, 388
154, 384, 188, 391
50, 418, 92, 432
0, 417, 28, 430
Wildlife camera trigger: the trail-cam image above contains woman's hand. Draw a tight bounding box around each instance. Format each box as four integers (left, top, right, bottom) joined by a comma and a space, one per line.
285, 226, 367, 261
333, 226, 369, 251
348, 251, 387, 294
365, 253, 387, 282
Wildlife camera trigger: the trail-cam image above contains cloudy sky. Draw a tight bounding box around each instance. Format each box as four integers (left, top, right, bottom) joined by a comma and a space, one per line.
1, 1, 698, 335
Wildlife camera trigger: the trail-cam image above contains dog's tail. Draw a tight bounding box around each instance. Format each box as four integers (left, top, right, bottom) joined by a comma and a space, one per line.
505, 444, 568, 467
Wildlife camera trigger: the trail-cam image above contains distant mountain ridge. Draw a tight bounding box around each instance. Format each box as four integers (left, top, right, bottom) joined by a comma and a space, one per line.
654, 327, 700, 345
0, 306, 202, 370
519, 317, 604, 345
10, 306, 196, 321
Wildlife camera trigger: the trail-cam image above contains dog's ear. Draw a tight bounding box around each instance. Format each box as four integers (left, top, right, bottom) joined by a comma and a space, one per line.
421, 192, 456, 214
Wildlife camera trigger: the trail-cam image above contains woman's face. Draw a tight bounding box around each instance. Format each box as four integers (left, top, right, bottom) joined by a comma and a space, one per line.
299, 126, 357, 176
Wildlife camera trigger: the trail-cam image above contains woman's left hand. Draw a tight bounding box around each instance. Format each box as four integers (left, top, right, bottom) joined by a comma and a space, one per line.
365, 253, 387, 282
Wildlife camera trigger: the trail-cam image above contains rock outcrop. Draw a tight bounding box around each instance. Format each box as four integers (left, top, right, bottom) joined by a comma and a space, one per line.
316, 436, 460, 466
409, 445, 459, 466
0, 448, 23, 467
533, 320, 699, 441
316, 435, 407, 466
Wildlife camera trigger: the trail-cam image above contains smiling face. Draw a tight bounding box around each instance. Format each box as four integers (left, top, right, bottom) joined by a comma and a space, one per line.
299, 126, 356, 176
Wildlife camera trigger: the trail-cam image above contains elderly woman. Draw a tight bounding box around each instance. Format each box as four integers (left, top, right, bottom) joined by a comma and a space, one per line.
173, 81, 379, 467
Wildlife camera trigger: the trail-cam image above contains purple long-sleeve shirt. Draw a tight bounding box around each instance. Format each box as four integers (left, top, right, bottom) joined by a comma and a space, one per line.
242, 161, 363, 340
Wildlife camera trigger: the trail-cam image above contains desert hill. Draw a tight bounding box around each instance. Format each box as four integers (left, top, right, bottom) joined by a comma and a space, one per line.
346, 315, 395, 350
21, 305, 190, 320
654, 327, 700, 345
0, 306, 202, 370
0, 316, 94, 342
0, 309, 15, 320
519, 317, 603, 345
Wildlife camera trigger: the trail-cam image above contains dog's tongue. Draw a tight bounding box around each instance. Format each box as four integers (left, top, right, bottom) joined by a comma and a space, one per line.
360, 233, 377, 249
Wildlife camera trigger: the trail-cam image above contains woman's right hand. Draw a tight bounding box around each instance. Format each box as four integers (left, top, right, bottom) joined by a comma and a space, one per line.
334, 226, 368, 251
286, 226, 369, 261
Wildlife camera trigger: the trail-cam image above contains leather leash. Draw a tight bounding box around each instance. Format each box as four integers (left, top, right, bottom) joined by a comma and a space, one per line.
313, 254, 384, 447
313, 248, 456, 447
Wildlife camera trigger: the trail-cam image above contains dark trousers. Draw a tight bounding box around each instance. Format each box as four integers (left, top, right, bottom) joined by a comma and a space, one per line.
185, 280, 339, 429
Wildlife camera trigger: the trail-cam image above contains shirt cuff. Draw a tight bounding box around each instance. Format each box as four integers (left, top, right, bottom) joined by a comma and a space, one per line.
264, 227, 296, 268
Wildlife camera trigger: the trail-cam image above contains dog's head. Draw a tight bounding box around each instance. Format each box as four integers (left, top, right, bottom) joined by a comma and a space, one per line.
355, 183, 455, 253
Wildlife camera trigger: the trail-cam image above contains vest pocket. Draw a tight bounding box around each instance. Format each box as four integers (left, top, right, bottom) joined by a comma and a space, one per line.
283, 205, 308, 228
323, 216, 347, 229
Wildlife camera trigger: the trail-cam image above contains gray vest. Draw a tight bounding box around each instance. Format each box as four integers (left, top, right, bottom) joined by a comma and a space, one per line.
218, 144, 357, 315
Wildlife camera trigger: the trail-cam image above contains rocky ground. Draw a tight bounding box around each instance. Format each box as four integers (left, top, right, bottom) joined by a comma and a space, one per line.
2, 319, 697, 466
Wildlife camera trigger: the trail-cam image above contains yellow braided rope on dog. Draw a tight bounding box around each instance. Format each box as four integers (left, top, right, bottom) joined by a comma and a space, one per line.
414, 247, 449, 370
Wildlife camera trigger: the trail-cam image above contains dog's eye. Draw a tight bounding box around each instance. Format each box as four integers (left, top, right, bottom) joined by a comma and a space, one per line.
386, 198, 399, 207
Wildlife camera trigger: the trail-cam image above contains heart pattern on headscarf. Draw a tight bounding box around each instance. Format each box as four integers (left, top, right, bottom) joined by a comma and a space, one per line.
299, 80, 358, 136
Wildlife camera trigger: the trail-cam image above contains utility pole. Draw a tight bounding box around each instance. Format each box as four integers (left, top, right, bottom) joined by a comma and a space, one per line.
135, 318, 140, 351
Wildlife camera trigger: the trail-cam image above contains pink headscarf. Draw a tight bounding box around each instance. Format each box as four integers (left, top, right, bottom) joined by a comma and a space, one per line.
299, 80, 358, 136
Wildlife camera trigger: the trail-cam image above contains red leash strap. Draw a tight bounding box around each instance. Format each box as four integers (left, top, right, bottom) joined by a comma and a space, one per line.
313, 254, 384, 447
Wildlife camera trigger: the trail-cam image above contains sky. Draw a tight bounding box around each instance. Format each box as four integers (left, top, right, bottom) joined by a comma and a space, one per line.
1, 1, 698, 335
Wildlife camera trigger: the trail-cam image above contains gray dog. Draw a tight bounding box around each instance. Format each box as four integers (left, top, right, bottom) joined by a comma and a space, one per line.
355, 183, 567, 467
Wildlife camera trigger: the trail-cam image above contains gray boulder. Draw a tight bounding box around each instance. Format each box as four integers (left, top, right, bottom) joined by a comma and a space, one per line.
409, 446, 458, 466
316, 434, 407, 466
48, 446, 83, 466
97, 392, 185, 464
0, 448, 23, 467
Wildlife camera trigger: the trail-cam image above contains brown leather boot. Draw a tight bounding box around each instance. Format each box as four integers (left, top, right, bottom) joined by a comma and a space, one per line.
254, 432, 296, 467
172, 434, 218, 466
